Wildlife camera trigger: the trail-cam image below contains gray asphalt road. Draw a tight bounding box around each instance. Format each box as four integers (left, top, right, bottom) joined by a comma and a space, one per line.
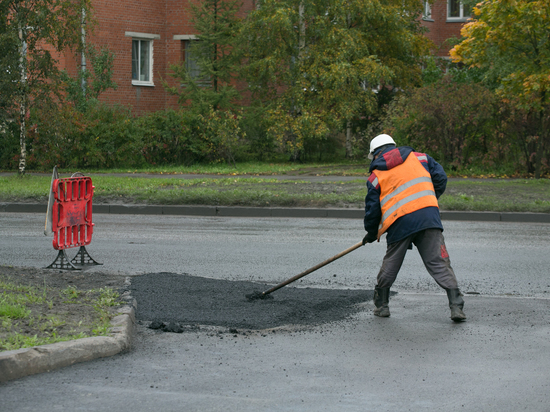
1, 213, 549, 297
1, 213, 550, 411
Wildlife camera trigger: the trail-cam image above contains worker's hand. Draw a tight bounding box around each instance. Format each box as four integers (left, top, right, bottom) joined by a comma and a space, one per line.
362, 232, 377, 245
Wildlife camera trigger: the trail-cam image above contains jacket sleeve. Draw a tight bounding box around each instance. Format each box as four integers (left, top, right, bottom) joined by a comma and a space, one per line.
364, 177, 382, 234
428, 155, 447, 198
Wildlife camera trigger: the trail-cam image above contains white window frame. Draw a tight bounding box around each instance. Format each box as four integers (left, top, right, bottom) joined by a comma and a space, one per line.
126, 32, 160, 86
447, 0, 471, 22
422, 1, 433, 21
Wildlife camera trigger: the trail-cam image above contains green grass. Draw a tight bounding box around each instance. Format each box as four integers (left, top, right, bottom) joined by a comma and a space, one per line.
1, 168, 550, 213
7, 161, 369, 176
0, 300, 31, 319
0, 280, 121, 352
440, 179, 550, 213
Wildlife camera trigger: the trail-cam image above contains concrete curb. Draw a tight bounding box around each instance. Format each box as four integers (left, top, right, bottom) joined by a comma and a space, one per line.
0, 278, 136, 384
2, 202, 550, 222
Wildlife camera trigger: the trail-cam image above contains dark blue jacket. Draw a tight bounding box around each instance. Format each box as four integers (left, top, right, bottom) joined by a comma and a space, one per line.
364, 146, 447, 244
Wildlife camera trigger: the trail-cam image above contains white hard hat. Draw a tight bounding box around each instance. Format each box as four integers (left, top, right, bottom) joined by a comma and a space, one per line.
368, 134, 396, 159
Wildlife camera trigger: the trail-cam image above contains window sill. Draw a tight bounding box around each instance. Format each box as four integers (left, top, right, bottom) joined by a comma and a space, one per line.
422, 17, 434, 22
132, 81, 155, 87
446, 17, 471, 23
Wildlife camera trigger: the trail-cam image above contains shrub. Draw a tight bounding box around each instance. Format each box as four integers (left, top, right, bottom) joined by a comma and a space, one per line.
134, 109, 200, 167
21, 102, 252, 170
26, 101, 138, 170
381, 76, 502, 170
0, 120, 19, 170
238, 105, 277, 161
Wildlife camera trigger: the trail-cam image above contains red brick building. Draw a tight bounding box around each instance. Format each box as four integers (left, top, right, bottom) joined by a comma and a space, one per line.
58, 0, 252, 114
67, 0, 468, 114
421, 0, 471, 57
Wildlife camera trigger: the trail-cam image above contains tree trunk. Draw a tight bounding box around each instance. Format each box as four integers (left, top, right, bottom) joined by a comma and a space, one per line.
18, 102, 26, 175
18, 23, 27, 175
345, 120, 352, 158
298, 3, 305, 56
535, 108, 548, 179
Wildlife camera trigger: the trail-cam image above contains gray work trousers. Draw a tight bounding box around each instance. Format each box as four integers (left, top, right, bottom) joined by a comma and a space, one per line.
376, 229, 459, 290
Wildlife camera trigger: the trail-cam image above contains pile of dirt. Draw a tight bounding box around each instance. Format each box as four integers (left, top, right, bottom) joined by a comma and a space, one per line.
130, 272, 374, 331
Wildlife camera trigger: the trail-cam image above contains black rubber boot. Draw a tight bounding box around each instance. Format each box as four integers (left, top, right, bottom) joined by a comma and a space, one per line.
446, 288, 466, 322
373, 286, 390, 317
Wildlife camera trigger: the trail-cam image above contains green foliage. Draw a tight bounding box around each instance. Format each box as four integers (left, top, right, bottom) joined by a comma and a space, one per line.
0, 3, 18, 127
13, 102, 252, 170
238, 104, 277, 161
165, 0, 242, 113
0, 300, 30, 319
1, 0, 93, 174
134, 109, 198, 166
421, 56, 444, 86
0, 120, 19, 169
26, 100, 138, 169
381, 74, 503, 170
451, 0, 550, 178
0, 277, 122, 352
93, 288, 119, 308
240, 0, 431, 159
61, 285, 83, 301
195, 108, 244, 165
163, 1, 248, 164
61, 45, 118, 113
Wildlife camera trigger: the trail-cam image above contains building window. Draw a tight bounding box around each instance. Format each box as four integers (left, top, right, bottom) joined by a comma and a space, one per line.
125, 32, 160, 86
448, 0, 471, 21
174, 35, 209, 86
423, 1, 432, 20
132, 40, 151, 83
184, 40, 202, 80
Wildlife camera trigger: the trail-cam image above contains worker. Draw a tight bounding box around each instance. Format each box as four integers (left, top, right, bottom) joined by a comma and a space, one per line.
363, 134, 466, 322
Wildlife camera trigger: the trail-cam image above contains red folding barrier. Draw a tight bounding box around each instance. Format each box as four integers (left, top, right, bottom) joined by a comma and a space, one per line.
46, 175, 102, 270
52, 177, 94, 250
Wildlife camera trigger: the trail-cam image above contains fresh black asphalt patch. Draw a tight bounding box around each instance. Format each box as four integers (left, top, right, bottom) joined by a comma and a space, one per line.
130, 272, 374, 331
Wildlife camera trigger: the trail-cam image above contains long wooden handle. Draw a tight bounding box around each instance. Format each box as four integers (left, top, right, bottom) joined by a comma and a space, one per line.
262, 241, 364, 296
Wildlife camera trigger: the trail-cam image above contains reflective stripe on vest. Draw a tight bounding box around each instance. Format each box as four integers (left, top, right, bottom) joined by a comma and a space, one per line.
373, 152, 439, 238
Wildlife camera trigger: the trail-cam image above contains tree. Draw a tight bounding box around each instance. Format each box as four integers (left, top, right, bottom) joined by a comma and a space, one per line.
165, 0, 242, 113
240, 0, 431, 160
382, 74, 498, 170
61, 44, 118, 113
0, 3, 18, 126
0, 0, 91, 174
450, 0, 550, 177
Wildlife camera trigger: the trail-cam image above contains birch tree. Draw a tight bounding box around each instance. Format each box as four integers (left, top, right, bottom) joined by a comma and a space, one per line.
0, 0, 90, 174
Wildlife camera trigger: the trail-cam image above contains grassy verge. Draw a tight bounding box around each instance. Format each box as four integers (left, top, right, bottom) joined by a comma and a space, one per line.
1, 173, 550, 213
440, 179, 550, 213
0, 277, 122, 352
3, 161, 369, 177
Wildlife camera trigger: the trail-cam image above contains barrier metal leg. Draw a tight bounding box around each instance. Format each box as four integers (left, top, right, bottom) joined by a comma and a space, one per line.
46, 250, 81, 270
71, 246, 103, 267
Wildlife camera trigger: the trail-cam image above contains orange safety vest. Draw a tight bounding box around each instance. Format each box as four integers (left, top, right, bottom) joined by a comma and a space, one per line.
372, 152, 439, 239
